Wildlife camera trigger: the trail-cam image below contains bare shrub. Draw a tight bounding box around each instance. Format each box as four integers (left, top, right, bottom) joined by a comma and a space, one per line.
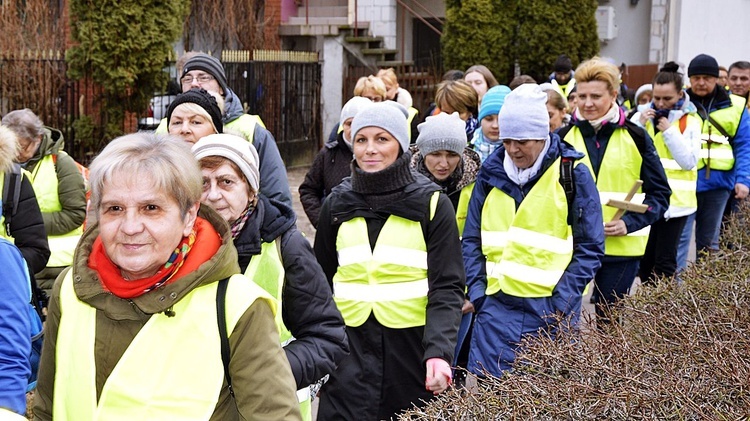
403, 205, 750, 419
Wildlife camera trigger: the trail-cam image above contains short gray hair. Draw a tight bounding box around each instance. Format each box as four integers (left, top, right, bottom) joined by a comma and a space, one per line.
1, 109, 45, 141
88, 132, 202, 218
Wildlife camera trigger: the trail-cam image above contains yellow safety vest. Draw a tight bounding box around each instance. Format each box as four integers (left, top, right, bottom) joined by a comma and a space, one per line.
551, 78, 576, 99
332, 192, 439, 329
645, 114, 699, 213
53, 270, 274, 420
480, 157, 573, 297
243, 240, 312, 421
696, 95, 745, 171
28, 155, 82, 267
455, 182, 475, 237
407, 107, 419, 140
565, 126, 650, 257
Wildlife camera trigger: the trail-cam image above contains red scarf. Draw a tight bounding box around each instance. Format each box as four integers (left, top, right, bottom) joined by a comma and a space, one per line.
89, 217, 222, 299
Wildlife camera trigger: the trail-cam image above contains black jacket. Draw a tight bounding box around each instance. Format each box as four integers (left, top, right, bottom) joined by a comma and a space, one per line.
6, 174, 50, 274
299, 132, 353, 228
234, 195, 348, 389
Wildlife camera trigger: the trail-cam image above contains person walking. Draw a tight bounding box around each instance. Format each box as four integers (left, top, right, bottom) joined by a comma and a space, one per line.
462, 84, 604, 375
313, 102, 464, 420
34, 133, 301, 420
558, 57, 670, 327
192, 134, 348, 420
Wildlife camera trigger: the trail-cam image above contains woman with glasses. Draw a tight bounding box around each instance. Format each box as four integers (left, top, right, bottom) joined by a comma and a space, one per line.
462, 84, 604, 376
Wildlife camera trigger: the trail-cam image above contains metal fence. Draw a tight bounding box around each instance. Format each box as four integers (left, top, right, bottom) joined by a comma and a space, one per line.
1, 50, 322, 167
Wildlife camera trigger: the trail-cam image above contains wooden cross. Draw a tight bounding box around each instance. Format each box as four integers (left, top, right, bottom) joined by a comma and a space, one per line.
606, 180, 649, 222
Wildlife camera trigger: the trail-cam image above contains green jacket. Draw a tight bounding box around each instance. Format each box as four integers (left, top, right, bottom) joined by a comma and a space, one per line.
33, 206, 301, 420
23, 127, 86, 236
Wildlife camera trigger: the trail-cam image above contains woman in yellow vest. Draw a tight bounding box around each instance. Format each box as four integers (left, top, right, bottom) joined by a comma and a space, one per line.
462, 84, 604, 377
634, 63, 701, 285
192, 133, 348, 420
314, 101, 465, 420
33, 133, 301, 420
2, 109, 86, 295
558, 58, 671, 327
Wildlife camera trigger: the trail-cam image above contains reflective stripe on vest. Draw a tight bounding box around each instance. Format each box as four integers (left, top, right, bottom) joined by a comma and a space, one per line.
480, 156, 573, 297
646, 115, 699, 213
332, 191, 438, 329
696, 95, 745, 171
243, 240, 315, 418
455, 183, 474, 237
29, 155, 82, 267
565, 126, 649, 256
53, 271, 272, 420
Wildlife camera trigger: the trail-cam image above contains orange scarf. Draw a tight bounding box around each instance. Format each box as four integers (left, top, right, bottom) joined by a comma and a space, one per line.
89, 217, 222, 299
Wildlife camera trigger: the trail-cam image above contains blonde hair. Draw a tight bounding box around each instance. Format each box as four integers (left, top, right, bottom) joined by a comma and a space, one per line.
434, 80, 478, 116
88, 133, 202, 218
376, 68, 398, 87
353, 75, 387, 99
574, 57, 621, 95
0, 125, 20, 173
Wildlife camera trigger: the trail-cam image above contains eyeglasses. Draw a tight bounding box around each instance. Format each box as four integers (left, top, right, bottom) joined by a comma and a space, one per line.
181, 74, 215, 84
502, 139, 544, 146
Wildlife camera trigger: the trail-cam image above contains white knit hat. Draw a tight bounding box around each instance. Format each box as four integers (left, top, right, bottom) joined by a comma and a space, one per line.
340, 96, 372, 124
498, 84, 550, 141
350, 101, 410, 152
416, 112, 466, 156
192, 133, 261, 193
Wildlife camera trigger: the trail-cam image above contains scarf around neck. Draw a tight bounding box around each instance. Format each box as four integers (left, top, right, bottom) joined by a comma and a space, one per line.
88, 217, 221, 299
503, 136, 552, 187
576, 101, 621, 132
351, 151, 415, 209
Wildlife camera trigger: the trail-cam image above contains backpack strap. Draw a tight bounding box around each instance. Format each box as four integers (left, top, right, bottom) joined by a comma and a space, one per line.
559, 157, 575, 206
216, 277, 234, 397
2, 163, 23, 236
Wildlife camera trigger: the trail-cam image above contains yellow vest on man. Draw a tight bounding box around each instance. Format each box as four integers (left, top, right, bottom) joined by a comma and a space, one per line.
565, 127, 650, 257
29, 155, 82, 267
645, 114, 700, 214
481, 157, 573, 297
53, 271, 273, 420
333, 192, 439, 329
696, 95, 745, 171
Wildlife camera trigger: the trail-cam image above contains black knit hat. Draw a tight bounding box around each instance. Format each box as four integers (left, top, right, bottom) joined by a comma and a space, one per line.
553, 54, 573, 73
181, 53, 230, 95
166, 88, 224, 133
688, 54, 719, 78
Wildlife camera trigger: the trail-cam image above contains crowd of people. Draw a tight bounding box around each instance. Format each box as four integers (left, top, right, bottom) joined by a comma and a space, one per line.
1, 51, 749, 420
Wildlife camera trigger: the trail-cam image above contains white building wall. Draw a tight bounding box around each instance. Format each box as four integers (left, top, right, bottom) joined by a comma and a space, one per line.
673, 0, 750, 69
597, 0, 653, 66
358, 0, 398, 49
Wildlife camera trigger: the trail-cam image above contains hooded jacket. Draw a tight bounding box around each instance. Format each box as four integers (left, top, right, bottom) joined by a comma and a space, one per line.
234, 195, 348, 389
23, 127, 86, 236
33, 206, 301, 420
299, 132, 352, 227
461, 135, 604, 375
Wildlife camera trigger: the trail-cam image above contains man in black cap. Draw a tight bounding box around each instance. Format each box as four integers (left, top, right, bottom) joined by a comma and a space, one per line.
157, 52, 293, 207
548, 54, 576, 99
680, 53, 750, 262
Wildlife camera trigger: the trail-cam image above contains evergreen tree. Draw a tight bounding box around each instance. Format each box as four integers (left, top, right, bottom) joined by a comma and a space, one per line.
442, 0, 599, 84
66, 0, 190, 140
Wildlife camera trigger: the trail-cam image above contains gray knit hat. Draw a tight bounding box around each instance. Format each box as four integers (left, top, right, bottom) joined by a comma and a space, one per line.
340, 96, 372, 124
498, 84, 550, 141
416, 112, 466, 156
182, 53, 230, 96
350, 101, 410, 152
192, 133, 260, 193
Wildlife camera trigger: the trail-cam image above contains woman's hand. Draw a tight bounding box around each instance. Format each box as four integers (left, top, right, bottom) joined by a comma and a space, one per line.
638, 108, 654, 126
656, 116, 671, 132
604, 219, 627, 236
461, 299, 475, 314
425, 358, 452, 395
